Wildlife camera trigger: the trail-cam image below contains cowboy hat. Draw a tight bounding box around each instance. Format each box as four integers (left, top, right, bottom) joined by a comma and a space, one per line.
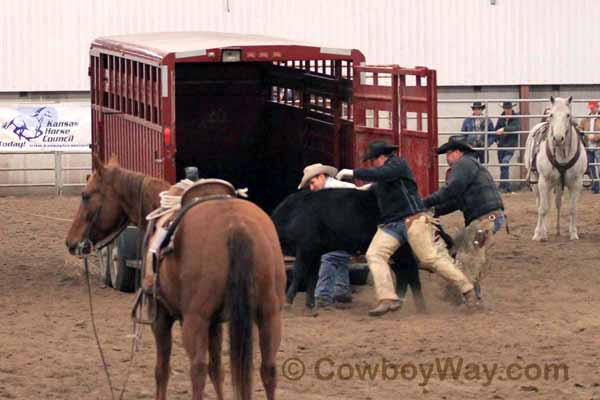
298, 163, 338, 189
500, 101, 516, 109
470, 101, 485, 109
362, 140, 399, 161
436, 136, 475, 154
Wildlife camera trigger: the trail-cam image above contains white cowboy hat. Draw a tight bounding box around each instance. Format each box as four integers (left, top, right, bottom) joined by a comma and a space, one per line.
298, 163, 338, 189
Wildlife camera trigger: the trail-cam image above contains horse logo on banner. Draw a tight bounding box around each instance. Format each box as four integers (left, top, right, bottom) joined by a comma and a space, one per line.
2, 107, 58, 141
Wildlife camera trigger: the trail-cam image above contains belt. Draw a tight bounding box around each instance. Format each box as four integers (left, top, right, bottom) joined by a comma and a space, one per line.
404, 212, 436, 230
477, 210, 510, 234
477, 210, 503, 222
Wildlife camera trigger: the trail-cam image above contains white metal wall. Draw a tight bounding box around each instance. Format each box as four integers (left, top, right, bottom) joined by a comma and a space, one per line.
1, 0, 600, 92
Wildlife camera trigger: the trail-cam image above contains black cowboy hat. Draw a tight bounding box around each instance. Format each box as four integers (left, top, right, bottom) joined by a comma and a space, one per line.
471, 101, 485, 109
501, 101, 516, 109
362, 139, 399, 161
436, 136, 475, 155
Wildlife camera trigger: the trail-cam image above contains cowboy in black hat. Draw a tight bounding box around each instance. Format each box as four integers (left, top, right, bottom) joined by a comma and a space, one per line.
336, 139, 477, 316
493, 101, 521, 192
460, 102, 494, 163
423, 136, 505, 305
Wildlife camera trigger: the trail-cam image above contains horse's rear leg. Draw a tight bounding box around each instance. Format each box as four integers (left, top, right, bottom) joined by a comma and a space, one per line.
208, 322, 224, 400
555, 188, 563, 236
182, 316, 210, 400
257, 308, 283, 400
151, 305, 175, 400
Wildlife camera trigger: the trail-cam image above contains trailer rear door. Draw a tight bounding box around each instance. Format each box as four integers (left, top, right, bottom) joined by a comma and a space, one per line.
352, 66, 438, 196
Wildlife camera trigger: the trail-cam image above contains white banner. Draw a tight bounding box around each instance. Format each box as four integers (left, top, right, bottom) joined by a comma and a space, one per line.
0, 104, 91, 152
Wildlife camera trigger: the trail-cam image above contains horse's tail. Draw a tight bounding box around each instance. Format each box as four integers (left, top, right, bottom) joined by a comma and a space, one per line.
227, 226, 255, 400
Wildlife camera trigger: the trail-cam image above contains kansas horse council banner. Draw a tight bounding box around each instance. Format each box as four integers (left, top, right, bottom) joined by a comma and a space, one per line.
0, 104, 91, 152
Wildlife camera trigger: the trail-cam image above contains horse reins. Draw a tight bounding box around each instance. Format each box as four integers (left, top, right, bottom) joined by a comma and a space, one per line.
79, 175, 146, 400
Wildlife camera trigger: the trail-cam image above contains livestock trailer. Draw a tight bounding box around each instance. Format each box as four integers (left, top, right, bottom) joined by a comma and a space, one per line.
89, 31, 439, 291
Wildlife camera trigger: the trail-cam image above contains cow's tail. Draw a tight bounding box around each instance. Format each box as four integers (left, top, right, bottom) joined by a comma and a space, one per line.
227, 226, 255, 400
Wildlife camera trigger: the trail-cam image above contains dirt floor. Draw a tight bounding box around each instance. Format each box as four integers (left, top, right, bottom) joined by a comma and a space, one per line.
0, 191, 599, 400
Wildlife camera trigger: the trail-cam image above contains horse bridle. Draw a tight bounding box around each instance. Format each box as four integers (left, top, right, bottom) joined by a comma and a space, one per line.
77, 176, 145, 256
545, 112, 583, 191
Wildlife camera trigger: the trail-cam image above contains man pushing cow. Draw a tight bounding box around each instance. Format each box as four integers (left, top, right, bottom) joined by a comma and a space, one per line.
336, 140, 479, 317
423, 136, 505, 305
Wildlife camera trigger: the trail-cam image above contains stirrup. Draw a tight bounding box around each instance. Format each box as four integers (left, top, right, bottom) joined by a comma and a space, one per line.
131, 287, 158, 325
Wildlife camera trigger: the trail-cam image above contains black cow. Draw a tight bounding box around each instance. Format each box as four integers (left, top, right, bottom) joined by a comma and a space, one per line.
271, 188, 427, 314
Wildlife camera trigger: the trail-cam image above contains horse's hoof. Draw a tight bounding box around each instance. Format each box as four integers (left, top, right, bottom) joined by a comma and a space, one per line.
570, 234, 579, 241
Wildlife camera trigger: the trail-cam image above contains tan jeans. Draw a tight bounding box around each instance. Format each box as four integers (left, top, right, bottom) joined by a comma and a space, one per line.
366, 228, 402, 301
407, 215, 474, 294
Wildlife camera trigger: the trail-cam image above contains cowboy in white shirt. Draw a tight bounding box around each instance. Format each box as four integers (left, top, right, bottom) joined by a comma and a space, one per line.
298, 164, 356, 308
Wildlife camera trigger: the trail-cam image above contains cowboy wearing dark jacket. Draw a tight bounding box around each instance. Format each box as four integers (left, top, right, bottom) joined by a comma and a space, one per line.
424, 137, 504, 226
337, 140, 477, 316
492, 101, 521, 192
423, 136, 505, 303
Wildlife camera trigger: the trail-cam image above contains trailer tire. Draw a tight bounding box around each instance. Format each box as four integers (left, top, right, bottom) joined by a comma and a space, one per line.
109, 244, 136, 292
97, 245, 113, 287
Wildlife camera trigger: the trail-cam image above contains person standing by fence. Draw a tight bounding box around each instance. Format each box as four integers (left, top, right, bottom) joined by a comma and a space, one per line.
579, 100, 600, 194
460, 101, 495, 164
492, 102, 521, 193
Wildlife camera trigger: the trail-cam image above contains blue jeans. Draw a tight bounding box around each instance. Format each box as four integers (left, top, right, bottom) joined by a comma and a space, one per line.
315, 251, 351, 304
492, 213, 506, 234
381, 219, 408, 243
587, 150, 600, 193
497, 150, 514, 190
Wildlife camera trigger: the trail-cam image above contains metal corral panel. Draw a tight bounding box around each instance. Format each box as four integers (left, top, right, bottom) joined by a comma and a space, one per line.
2, 0, 600, 91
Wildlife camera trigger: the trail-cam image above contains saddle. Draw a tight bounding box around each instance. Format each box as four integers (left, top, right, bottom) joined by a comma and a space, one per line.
140, 179, 248, 301
526, 122, 549, 184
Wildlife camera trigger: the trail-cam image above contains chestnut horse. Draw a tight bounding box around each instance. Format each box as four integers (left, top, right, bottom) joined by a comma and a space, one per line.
66, 155, 286, 400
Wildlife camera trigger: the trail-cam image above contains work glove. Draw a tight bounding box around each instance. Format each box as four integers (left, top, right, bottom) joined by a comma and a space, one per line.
336, 169, 354, 181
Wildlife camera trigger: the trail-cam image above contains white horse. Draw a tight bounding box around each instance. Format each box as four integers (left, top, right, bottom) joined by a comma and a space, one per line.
525, 96, 587, 241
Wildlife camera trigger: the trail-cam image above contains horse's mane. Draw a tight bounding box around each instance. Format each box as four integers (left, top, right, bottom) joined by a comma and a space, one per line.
107, 165, 170, 205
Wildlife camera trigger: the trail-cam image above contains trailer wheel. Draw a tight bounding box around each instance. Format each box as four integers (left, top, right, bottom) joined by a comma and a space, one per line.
109, 244, 136, 292
97, 245, 112, 287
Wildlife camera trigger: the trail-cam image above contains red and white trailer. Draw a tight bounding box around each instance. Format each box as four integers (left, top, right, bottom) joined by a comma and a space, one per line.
89, 31, 439, 290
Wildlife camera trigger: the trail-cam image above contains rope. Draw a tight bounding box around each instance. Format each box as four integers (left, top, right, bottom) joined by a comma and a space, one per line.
0, 206, 72, 222
83, 254, 116, 400
83, 249, 141, 400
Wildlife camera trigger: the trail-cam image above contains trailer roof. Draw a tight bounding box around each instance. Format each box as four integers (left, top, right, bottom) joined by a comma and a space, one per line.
92, 31, 357, 63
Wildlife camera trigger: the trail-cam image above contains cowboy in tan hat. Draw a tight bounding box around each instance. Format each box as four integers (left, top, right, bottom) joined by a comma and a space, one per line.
298, 163, 353, 191
298, 163, 357, 309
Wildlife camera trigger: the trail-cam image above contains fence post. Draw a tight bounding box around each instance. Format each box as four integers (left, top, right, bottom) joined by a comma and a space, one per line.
518, 86, 531, 187
54, 152, 63, 196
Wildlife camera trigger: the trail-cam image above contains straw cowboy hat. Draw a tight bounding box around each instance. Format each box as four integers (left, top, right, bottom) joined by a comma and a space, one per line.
298, 163, 338, 189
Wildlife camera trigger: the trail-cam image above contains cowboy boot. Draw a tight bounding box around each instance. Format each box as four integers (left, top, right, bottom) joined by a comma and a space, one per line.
368, 299, 402, 317
462, 289, 484, 313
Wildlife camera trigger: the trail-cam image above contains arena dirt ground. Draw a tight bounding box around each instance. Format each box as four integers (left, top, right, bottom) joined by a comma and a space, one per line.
0, 191, 599, 400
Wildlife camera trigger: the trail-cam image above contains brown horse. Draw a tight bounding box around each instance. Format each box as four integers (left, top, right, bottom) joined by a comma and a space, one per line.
66, 155, 286, 400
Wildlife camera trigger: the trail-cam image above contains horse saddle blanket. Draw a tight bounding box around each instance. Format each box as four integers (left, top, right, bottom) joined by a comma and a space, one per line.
529, 122, 549, 174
